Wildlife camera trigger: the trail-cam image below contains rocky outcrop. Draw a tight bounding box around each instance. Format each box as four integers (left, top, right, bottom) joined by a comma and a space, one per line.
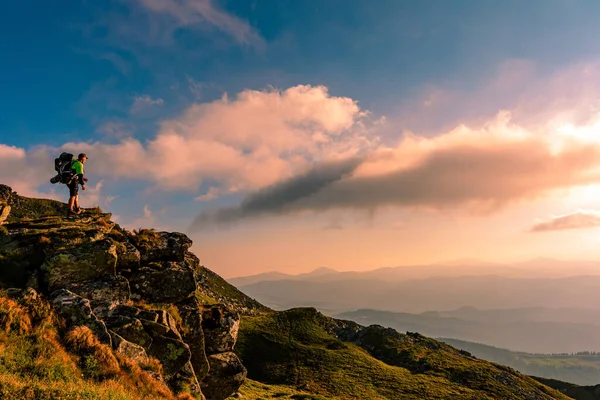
0, 184, 249, 399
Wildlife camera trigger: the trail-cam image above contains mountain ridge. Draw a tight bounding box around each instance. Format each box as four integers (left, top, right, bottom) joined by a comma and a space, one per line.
0, 184, 591, 399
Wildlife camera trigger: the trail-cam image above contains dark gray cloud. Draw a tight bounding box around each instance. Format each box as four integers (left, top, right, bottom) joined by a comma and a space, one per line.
191, 139, 600, 229
530, 210, 600, 232
191, 157, 362, 229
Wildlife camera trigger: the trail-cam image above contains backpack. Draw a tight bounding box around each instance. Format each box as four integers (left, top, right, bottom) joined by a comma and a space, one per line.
49, 152, 74, 184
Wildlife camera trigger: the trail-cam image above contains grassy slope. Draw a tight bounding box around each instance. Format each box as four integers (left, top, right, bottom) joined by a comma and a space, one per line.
0, 291, 190, 400
230, 379, 330, 399
235, 308, 569, 400
441, 337, 600, 386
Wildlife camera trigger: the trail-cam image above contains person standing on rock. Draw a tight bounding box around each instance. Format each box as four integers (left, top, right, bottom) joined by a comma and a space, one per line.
67, 153, 89, 216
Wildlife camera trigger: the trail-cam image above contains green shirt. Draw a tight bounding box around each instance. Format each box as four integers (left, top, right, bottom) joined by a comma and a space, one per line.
72, 160, 85, 175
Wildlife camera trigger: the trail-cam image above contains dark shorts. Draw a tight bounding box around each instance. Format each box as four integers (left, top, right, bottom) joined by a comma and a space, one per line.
68, 180, 79, 197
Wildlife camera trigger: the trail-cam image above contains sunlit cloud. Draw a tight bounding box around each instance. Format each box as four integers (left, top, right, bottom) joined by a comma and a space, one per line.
530, 210, 600, 232
191, 111, 600, 228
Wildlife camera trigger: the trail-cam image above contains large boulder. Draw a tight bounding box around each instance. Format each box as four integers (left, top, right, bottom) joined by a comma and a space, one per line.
201, 352, 246, 400
44, 239, 118, 291
131, 230, 192, 263
147, 334, 191, 379
50, 289, 112, 346
66, 276, 130, 319
202, 304, 240, 355
129, 262, 196, 303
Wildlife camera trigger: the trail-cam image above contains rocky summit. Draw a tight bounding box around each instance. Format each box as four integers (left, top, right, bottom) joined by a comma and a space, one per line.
0, 184, 263, 400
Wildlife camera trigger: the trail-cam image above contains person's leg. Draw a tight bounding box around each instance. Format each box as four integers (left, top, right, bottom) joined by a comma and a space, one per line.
67, 181, 79, 214
74, 195, 80, 211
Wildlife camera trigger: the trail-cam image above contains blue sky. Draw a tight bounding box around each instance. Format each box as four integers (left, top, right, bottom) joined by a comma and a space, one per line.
4, 0, 600, 277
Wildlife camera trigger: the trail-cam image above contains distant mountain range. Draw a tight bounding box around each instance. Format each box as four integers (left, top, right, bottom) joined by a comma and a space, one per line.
232, 273, 600, 315
229, 261, 600, 354
228, 259, 600, 286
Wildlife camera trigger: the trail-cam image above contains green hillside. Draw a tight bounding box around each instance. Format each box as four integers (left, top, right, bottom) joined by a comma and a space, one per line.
440, 338, 600, 386
235, 307, 569, 400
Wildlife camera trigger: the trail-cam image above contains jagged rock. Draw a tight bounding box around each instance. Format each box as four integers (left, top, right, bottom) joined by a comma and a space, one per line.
50, 289, 112, 346
177, 296, 209, 381
169, 361, 205, 399
202, 304, 240, 355
115, 241, 141, 271
66, 276, 130, 319
132, 230, 192, 263
110, 330, 149, 364
201, 352, 246, 400
107, 316, 153, 349
129, 262, 196, 303
147, 334, 191, 379
44, 239, 118, 291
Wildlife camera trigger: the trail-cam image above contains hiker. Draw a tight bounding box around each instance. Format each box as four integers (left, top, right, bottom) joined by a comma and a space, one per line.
67, 153, 89, 215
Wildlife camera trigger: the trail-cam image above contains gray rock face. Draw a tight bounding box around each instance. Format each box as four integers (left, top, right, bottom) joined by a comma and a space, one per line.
202, 304, 240, 355
110, 331, 149, 364
133, 231, 192, 263
45, 239, 118, 292
201, 352, 247, 400
66, 277, 130, 319
129, 262, 196, 303
50, 289, 112, 346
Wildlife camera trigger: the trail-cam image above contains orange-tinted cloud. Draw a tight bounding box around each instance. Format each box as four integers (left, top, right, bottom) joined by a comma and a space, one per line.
530, 210, 600, 232
72, 85, 376, 193
192, 113, 600, 227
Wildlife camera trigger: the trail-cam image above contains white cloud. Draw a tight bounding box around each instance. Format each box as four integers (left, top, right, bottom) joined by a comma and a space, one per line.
137, 0, 264, 48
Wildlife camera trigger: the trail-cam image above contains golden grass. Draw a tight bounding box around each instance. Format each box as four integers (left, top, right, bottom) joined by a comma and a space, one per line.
0, 297, 32, 335
0, 292, 190, 400
65, 326, 120, 379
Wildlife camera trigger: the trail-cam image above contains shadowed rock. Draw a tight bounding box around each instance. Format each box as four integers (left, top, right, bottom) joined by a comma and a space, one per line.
129, 262, 196, 303
202, 304, 240, 355
201, 352, 247, 400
